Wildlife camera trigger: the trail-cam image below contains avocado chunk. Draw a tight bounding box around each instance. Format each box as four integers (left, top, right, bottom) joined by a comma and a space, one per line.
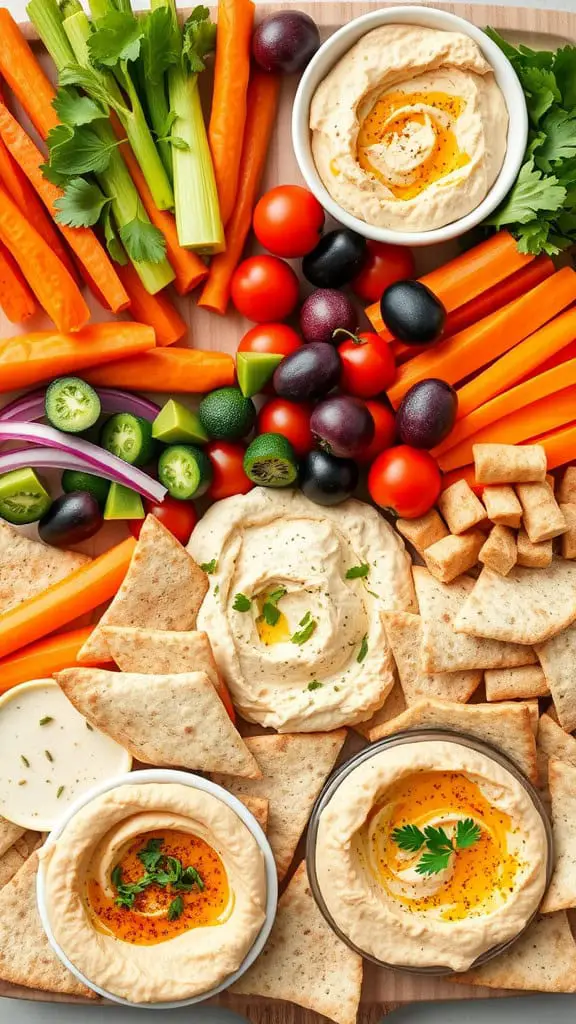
152, 400, 208, 445
104, 482, 145, 521
237, 352, 284, 398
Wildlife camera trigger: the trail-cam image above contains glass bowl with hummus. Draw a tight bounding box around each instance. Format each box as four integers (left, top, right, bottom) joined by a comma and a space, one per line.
292, 5, 528, 245
36, 768, 278, 1007
306, 730, 552, 973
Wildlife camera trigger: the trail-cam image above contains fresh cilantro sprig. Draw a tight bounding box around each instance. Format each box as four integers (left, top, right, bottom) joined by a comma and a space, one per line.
261, 586, 287, 627
291, 611, 317, 646
233, 593, 252, 613
345, 564, 370, 580
110, 838, 204, 915
392, 819, 481, 876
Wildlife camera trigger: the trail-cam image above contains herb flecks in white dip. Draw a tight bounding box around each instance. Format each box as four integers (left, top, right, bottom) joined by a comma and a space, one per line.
188, 488, 414, 732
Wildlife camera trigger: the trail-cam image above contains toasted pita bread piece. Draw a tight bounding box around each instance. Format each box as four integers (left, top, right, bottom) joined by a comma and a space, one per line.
212, 731, 346, 880
537, 714, 576, 779
0, 817, 25, 859
0, 522, 89, 615
103, 627, 218, 683
0, 831, 41, 889
55, 668, 260, 779
542, 759, 576, 913
232, 863, 362, 1024
353, 681, 407, 741
485, 665, 549, 701
413, 568, 536, 673
451, 912, 576, 992
0, 852, 95, 997
369, 698, 538, 782
238, 796, 269, 833
536, 624, 576, 732
78, 516, 208, 663
454, 560, 576, 646
383, 611, 481, 705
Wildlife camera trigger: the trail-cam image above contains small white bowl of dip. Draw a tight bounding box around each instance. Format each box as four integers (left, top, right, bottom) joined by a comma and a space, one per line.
292, 5, 528, 246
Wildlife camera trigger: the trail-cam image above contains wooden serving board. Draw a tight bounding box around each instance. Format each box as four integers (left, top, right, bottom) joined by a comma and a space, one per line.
1, 1, 575, 1018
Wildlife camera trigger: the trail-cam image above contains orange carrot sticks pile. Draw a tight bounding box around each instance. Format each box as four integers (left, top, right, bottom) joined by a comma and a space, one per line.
83, 347, 236, 393
0, 10, 59, 140
116, 262, 188, 347
0, 241, 36, 323
0, 627, 103, 695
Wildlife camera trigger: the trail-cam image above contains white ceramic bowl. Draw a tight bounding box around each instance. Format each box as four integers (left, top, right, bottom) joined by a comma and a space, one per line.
36, 768, 278, 1009
292, 5, 528, 246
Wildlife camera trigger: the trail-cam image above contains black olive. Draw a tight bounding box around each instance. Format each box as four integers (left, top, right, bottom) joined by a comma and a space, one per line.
380, 280, 446, 345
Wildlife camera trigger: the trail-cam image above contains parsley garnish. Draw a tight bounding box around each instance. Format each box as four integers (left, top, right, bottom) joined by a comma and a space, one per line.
39, 716, 53, 726
44, 750, 53, 762
137, 837, 164, 872
392, 819, 482, 875
20, 755, 30, 768
291, 611, 317, 646
261, 586, 287, 627
345, 563, 369, 579
201, 559, 217, 574
57, 785, 65, 799
111, 837, 204, 914
357, 634, 369, 663
307, 680, 323, 691
54, 177, 111, 228
167, 895, 185, 921
233, 593, 252, 612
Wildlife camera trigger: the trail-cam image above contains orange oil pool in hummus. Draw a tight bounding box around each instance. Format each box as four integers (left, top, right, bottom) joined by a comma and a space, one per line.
86, 829, 230, 945
364, 770, 522, 921
356, 91, 470, 200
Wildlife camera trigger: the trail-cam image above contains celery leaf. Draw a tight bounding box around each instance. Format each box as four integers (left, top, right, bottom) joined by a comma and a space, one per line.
60, 64, 117, 110
53, 87, 108, 127
102, 206, 128, 266
50, 125, 119, 176
119, 217, 167, 264
54, 178, 111, 228
182, 6, 216, 74
88, 11, 143, 67
141, 7, 180, 84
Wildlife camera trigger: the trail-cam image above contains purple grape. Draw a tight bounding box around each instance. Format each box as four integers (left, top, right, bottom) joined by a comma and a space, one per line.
273, 343, 341, 401
311, 395, 374, 458
252, 11, 320, 74
299, 289, 357, 345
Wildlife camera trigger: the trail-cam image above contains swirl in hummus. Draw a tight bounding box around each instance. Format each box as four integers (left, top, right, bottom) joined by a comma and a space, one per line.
314, 741, 548, 970
187, 488, 415, 732
39, 783, 267, 1002
310, 25, 509, 231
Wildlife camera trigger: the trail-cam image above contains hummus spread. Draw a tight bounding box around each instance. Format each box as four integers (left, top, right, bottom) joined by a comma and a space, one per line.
315, 741, 548, 970
39, 783, 267, 1002
187, 488, 414, 732
310, 26, 508, 231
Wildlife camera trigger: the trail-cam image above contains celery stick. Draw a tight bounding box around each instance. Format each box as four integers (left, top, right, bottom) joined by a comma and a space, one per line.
27, 0, 75, 68
144, 79, 173, 183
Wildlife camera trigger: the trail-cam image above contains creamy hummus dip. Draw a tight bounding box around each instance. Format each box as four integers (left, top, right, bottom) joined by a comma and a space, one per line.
39, 783, 267, 1002
188, 488, 414, 732
314, 741, 548, 970
310, 25, 508, 231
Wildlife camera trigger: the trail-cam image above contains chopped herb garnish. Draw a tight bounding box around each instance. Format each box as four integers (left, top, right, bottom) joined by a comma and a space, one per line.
366, 589, 380, 599
392, 819, 482, 875
44, 750, 54, 762
291, 613, 317, 646
345, 563, 370, 579
18, 779, 27, 786
137, 837, 164, 872
233, 592, 252, 612
111, 837, 205, 913
57, 785, 65, 799
39, 716, 53, 726
214, 584, 220, 596
307, 680, 323, 691
167, 895, 185, 921
20, 755, 30, 768
201, 558, 217, 574
357, 634, 369, 663
261, 586, 287, 626
86, 721, 94, 731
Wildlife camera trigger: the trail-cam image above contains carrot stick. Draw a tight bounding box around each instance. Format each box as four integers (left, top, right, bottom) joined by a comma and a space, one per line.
83, 347, 236, 392
441, 464, 477, 492
387, 268, 576, 409
533, 423, 576, 472
366, 231, 535, 338
0, 626, 106, 694
0, 11, 59, 140
209, 0, 255, 227
0, 100, 129, 314
435, 357, 576, 462
116, 261, 187, 347
0, 539, 136, 660
0, 181, 90, 332
531, 338, 576, 376
199, 70, 281, 316
0, 240, 37, 322
0, 322, 155, 391
456, 304, 576, 421
391, 255, 555, 364
438, 382, 576, 473
117, 125, 208, 296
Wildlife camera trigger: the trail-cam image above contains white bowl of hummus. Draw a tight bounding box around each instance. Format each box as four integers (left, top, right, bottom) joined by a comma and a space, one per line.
306, 731, 552, 972
36, 769, 278, 1007
292, 6, 528, 244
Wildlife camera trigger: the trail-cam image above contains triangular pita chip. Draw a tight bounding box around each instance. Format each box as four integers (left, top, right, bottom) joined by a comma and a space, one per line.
0, 831, 41, 889
383, 610, 481, 704
369, 697, 538, 782
538, 713, 576, 776
0, 522, 88, 615
453, 560, 576, 646
0, 852, 95, 997
212, 731, 346, 880
55, 668, 260, 779
413, 567, 536, 672
542, 759, 576, 913
0, 817, 24, 859
238, 796, 269, 833
103, 626, 218, 683
451, 912, 576, 992
232, 862, 363, 1024
354, 680, 406, 741
536, 623, 576, 732
78, 516, 208, 663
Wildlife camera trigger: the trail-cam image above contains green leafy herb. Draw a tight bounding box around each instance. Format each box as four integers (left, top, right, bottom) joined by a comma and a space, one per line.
357, 634, 369, 664
174, 866, 205, 892
53, 86, 107, 127
111, 838, 204, 913
102, 205, 128, 266
54, 177, 111, 228
141, 7, 180, 84
307, 680, 323, 691
137, 837, 165, 872
167, 895, 185, 921
119, 217, 166, 264
455, 818, 482, 849
44, 750, 54, 763
201, 558, 217, 574
261, 586, 287, 627
345, 563, 370, 579
291, 612, 317, 646
20, 755, 30, 768
39, 716, 53, 726
233, 593, 252, 613
391, 823, 426, 853
392, 818, 482, 875
57, 785, 65, 799
181, 5, 216, 74
88, 10, 144, 68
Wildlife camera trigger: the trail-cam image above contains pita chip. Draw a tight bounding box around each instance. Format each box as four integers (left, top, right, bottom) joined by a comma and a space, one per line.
0, 831, 41, 889
536, 623, 576, 732
212, 731, 346, 880
104, 627, 218, 684
485, 665, 549, 701
369, 698, 538, 782
451, 912, 576, 992
55, 668, 260, 779
537, 714, 576, 779
0, 521, 88, 615
542, 759, 576, 913
383, 610, 481, 705
0, 817, 25, 859
454, 561, 576, 646
0, 852, 95, 997
78, 515, 208, 663
238, 796, 269, 833
354, 681, 407, 741
232, 863, 363, 1024
413, 567, 536, 672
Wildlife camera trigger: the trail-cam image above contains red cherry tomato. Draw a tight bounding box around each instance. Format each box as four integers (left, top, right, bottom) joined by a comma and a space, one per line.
351, 241, 415, 304
253, 185, 325, 258
129, 496, 198, 544
238, 322, 303, 357
368, 445, 441, 518
357, 400, 397, 464
231, 255, 300, 322
258, 398, 313, 458
338, 331, 396, 398
206, 441, 254, 500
